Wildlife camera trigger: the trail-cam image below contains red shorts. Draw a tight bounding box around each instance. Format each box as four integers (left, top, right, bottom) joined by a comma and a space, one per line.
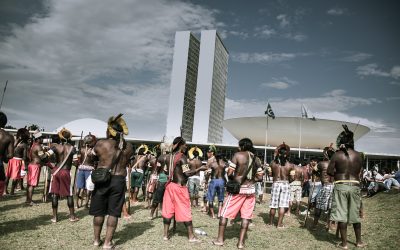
162, 182, 192, 222
27, 163, 41, 187
6, 158, 23, 180
49, 168, 72, 197
220, 193, 256, 220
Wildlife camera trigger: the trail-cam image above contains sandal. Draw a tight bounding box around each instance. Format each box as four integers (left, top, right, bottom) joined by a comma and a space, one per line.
212, 240, 224, 246
93, 240, 103, 247
189, 238, 201, 243
336, 243, 348, 249
69, 217, 80, 222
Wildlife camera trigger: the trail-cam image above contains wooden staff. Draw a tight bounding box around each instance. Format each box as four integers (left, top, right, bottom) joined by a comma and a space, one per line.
127, 166, 131, 212
42, 165, 48, 202
72, 131, 83, 197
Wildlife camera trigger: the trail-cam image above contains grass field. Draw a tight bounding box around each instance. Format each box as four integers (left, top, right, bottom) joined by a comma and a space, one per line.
1, 183, 399, 250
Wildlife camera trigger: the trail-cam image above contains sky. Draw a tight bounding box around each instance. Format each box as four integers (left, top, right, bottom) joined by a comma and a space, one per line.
0, 0, 399, 154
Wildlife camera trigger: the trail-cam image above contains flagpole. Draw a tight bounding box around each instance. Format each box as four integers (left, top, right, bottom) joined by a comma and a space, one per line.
298, 105, 302, 158
264, 115, 268, 164
0, 80, 8, 110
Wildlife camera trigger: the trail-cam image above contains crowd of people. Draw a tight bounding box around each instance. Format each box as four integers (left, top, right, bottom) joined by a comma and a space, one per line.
0, 111, 386, 249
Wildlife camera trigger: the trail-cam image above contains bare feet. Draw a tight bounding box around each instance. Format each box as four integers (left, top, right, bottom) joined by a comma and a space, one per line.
336, 243, 348, 249
277, 225, 286, 229
93, 240, 103, 246
188, 237, 201, 243
51, 218, 57, 223
163, 236, 169, 241
356, 242, 368, 248
237, 243, 244, 249
123, 215, 132, 219
69, 216, 80, 222
212, 240, 224, 246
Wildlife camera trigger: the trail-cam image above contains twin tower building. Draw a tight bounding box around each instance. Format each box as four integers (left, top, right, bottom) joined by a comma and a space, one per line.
165, 30, 229, 144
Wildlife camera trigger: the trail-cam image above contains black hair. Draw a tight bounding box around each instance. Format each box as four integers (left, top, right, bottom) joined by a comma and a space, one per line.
172, 136, 186, 152
0, 112, 7, 128
239, 138, 254, 152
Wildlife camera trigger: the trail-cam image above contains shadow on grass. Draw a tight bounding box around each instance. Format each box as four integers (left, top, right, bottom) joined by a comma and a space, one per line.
0, 203, 25, 213
114, 221, 154, 245
0, 214, 53, 236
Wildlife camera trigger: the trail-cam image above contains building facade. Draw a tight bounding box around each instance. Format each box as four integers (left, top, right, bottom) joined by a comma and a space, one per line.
165, 31, 200, 142
166, 30, 229, 144
192, 30, 229, 144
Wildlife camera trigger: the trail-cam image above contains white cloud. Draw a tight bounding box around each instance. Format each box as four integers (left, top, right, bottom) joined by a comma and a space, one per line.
0, 0, 218, 138
231, 52, 307, 64
357, 63, 400, 80
283, 33, 307, 42
357, 64, 391, 78
340, 52, 372, 62
386, 96, 400, 101
262, 82, 289, 89
227, 30, 249, 39
254, 25, 276, 39
390, 66, 400, 79
277, 14, 290, 28
327, 8, 348, 16
261, 77, 298, 89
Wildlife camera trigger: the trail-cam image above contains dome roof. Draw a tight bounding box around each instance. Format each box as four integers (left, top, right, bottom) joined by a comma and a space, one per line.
223, 116, 370, 149
55, 118, 107, 138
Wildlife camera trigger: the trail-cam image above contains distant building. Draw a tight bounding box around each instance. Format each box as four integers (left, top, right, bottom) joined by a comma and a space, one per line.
165, 31, 200, 142
165, 30, 229, 144
192, 30, 229, 144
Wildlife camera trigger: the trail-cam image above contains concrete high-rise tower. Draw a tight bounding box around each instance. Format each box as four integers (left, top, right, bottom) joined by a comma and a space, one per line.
165, 30, 228, 144
165, 31, 200, 142
192, 30, 229, 144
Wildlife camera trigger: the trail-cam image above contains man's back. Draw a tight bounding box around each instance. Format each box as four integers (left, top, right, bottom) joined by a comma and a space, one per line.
94, 139, 133, 176
328, 149, 362, 181
52, 143, 75, 170
0, 129, 14, 160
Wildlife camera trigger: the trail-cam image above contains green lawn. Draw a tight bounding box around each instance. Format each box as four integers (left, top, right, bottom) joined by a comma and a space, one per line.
1, 183, 399, 250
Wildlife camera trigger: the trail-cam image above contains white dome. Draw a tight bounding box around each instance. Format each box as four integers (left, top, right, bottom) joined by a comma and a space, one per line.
55, 118, 107, 138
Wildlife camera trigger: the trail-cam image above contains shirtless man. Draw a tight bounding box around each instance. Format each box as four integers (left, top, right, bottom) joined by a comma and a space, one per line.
149, 152, 168, 219
46, 128, 79, 222
287, 164, 303, 216
268, 143, 294, 228
25, 129, 44, 205
130, 145, 151, 203
162, 136, 206, 242
76, 133, 97, 209
187, 146, 203, 207
206, 146, 226, 219
213, 138, 263, 249
145, 151, 158, 208
5, 128, 29, 195
89, 114, 133, 249
312, 145, 336, 231
0, 112, 14, 198
327, 125, 366, 249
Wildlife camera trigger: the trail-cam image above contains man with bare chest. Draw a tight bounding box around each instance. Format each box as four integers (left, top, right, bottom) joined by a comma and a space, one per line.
25, 129, 44, 205
76, 133, 97, 208
312, 145, 336, 231
287, 164, 303, 216
269, 143, 294, 228
0, 112, 14, 198
162, 137, 206, 242
187, 146, 203, 207
213, 138, 263, 249
5, 128, 29, 195
327, 125, 366, 249
130, 144, 151, 203
46, 128, 79, 223
206, 145, 226, 219
89, 114, 133, 249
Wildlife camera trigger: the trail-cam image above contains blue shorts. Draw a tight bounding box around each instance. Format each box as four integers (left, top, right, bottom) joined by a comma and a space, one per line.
77, 169, 92, 189
207, 178, 225, 202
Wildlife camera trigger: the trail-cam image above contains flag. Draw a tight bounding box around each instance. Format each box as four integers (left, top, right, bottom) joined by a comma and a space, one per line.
265, 103, 275, 119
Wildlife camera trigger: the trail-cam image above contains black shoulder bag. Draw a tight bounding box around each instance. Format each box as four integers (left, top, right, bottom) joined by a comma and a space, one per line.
91, 149, 121, 185
226, 153, 255, 194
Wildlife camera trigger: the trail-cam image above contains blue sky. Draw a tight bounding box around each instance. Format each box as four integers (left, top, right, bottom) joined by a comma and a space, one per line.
0, 0, 399, 154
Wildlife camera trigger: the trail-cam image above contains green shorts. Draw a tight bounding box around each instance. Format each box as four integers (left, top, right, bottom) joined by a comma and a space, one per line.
131, 171, 144, 189
330, 184, 361, 224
